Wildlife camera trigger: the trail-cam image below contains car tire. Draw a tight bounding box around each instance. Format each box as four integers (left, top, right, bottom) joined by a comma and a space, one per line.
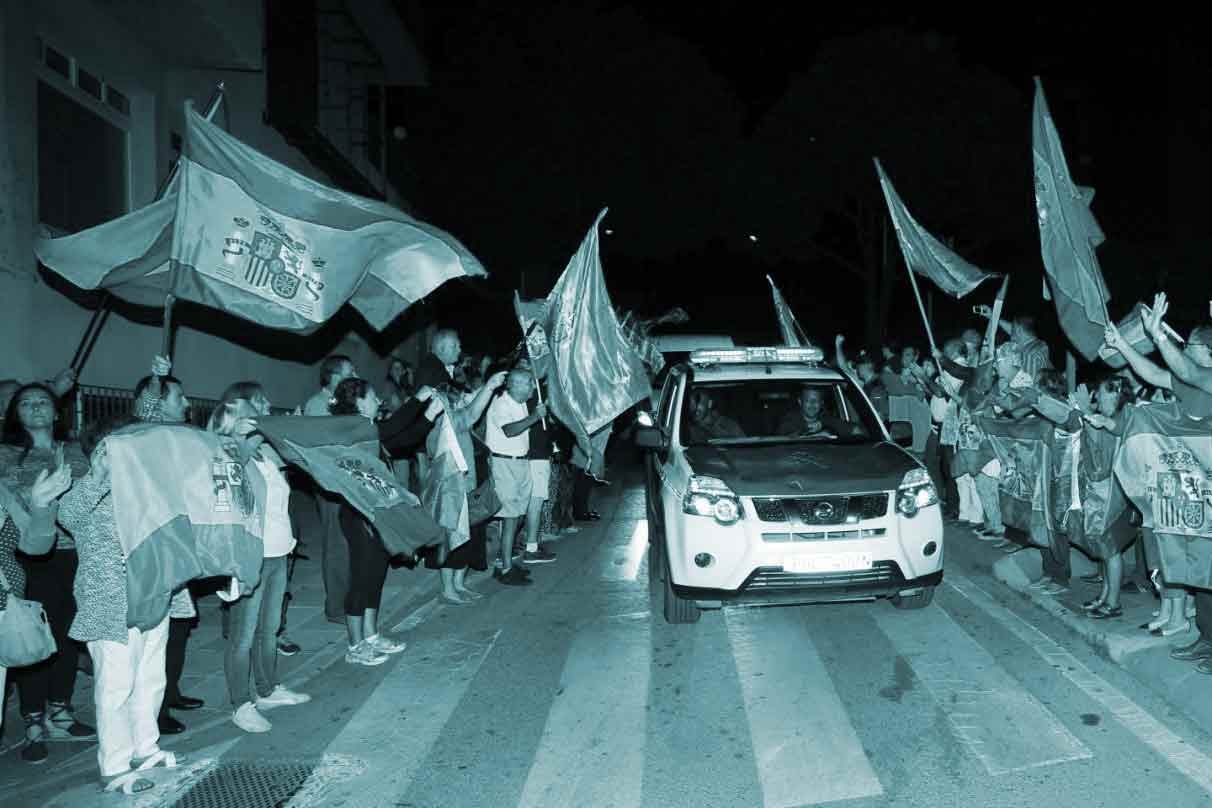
891, 585, 935, 610
647, 500, 664, 585
663, 550, 701, 624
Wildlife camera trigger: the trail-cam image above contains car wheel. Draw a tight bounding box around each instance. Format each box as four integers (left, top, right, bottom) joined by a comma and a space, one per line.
647, 502, 664, 585
663, 550, 701, 624
891, 585, 935, 610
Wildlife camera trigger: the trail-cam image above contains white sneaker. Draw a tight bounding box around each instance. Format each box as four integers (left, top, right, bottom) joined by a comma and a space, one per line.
255, 685, 312, 710
345, 641, 388, 667
232, 702, 271, 733
366, 634, 406, 655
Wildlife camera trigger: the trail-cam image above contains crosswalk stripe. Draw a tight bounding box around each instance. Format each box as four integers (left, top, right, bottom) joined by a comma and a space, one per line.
726, 607, 883, 807
518, 613, 651, 808
947, 573, 1212, 796
286, 629, 500, 807
872, 602, 1091, 775
596, 519, 649, 582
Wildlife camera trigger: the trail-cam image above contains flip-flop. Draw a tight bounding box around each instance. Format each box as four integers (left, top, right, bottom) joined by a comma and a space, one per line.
133, 750, 180, 771
455, 589, 484, 601
439, 593, 468, 606
101, 770, 155, 795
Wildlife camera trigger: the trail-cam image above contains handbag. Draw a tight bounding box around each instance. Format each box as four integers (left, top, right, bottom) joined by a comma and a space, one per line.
466, 477, 502, 526
0, 564, 57, 668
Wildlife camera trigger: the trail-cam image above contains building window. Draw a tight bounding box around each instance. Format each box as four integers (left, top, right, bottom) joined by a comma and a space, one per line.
37, 81, 128, 233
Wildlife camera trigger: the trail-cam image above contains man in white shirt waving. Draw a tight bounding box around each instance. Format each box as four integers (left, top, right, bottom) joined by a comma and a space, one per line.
486, 370, 547, 585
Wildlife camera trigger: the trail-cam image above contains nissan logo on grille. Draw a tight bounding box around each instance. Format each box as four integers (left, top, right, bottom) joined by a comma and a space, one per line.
813, 501, 836, 521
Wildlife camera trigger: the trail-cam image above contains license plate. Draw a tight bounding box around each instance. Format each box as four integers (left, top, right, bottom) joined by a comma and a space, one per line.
783, 552, 873, 573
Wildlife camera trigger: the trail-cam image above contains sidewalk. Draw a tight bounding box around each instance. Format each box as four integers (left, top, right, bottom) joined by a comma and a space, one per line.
984, 527, 1212, 738
0, 533, 443, 793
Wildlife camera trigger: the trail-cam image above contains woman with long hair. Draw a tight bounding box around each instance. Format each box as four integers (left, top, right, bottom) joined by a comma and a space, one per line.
210, 384, 310, 734
330, 377, 447, 664
0, 383, 95, 765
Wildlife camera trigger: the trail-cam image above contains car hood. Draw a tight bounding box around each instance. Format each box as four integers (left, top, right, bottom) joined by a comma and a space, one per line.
682, 441, 919, 496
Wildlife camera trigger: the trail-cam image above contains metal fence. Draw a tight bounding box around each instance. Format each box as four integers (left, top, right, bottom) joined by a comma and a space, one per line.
67, 385, 291, 438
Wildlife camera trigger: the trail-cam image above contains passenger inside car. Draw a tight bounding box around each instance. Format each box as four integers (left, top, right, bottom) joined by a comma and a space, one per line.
777, 386, 864, 438
684, 389, 745, 442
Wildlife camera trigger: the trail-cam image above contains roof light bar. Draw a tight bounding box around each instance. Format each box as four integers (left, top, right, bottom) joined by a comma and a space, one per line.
689, 346, 825, 365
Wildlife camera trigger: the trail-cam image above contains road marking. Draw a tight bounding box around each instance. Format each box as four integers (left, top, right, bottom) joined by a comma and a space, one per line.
726, 607, 883, 807
872, 604, 1091, 775
948, 573, 1212, 795
518, 612, 651, 808
597, 519, 650, 582
287, 629, 500, 807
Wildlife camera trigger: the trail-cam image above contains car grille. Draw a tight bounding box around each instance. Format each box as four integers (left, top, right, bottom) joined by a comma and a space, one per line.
744, 561, 902, 590
761, 528, 887, 543
751, 494, 890, 524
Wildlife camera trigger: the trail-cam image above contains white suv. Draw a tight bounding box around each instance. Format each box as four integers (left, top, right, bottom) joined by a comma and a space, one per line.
637, 347, 944, 623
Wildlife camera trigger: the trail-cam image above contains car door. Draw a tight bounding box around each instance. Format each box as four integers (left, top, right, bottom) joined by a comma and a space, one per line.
646, 369, 682, 523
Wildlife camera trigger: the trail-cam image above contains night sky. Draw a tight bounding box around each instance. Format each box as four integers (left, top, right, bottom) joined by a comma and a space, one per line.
388, 4, 1207, 356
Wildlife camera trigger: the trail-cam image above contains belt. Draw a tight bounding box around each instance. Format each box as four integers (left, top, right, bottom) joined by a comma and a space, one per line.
490, 451, 528, 460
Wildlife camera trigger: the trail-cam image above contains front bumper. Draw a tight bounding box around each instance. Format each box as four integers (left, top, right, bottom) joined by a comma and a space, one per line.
674, 563, 944, 607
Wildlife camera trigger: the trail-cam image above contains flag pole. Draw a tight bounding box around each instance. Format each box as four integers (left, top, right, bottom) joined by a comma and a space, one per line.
69, 81, 227, 374
902, 255, 941, 374
984, 274, 1011, 361
514, 291, 548, 429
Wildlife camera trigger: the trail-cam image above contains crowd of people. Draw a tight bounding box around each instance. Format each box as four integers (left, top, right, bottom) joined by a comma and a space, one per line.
0, 326, 608, 795
5, 292, 1212, 795
835, 293, 1212, 649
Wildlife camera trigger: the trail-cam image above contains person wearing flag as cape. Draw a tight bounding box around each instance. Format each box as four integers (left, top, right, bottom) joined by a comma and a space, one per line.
1112, 292, 1212, 662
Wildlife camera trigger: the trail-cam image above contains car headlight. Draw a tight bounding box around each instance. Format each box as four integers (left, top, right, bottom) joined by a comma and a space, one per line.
683, 475, 743, 525
896, 467, 938, 517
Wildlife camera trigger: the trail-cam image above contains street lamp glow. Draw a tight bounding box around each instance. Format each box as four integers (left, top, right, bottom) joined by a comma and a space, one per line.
748, 234, 759, 243
604, 229, 614, 235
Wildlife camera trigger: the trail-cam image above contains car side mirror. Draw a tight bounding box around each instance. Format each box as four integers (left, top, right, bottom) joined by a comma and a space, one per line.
635, 425, 666, 450
888, 421, 915, 448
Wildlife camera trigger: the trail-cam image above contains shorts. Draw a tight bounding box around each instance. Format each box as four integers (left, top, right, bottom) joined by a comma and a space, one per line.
491, 456, 533, 518
529, 459, 551, 503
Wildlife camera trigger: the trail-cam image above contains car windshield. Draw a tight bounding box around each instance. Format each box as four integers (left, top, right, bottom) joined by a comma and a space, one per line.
679, 377, 883, 447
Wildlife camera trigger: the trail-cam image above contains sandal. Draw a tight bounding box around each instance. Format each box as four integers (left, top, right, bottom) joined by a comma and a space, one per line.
102, 770, 155, 795
1090, 604, 1123, 619
133, 750, 180, 771
455, 588, 484, 601
439, 592, 468, 606
1081, 598, 1105, 612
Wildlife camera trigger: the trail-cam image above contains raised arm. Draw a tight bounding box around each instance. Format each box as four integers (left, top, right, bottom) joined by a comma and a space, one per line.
1105, 323, 1172, 391
450, 371, 508, 431
1146, 293, 1212, 393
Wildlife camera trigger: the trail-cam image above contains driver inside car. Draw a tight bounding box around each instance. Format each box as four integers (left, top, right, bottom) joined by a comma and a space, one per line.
778, 386, 862, 438
685, 389, 745, 442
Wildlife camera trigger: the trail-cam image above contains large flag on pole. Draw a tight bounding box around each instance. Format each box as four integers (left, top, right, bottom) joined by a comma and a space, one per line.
1033, 78, 1112, 361
874, 159, 993, 298
767, 275, 805, 346
36, 102, 485, 333
255, 415, 445, 558
1114, 401, 1212, 589
105, 424, 267, 630
541, 208, 650, 477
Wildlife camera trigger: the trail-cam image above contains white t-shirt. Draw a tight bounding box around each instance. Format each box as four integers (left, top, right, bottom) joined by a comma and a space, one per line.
253, 455, 297, 558
485, 393, 530, 456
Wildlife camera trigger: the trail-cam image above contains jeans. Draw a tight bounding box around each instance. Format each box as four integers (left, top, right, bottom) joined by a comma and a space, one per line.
974, 473, 1004, 534
224, 556, 288, 706
88, 616, 169, 777
16, 549, 80, 716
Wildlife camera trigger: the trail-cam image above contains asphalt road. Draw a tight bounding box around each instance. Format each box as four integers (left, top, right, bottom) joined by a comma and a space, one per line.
23, 469, 1212, 807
